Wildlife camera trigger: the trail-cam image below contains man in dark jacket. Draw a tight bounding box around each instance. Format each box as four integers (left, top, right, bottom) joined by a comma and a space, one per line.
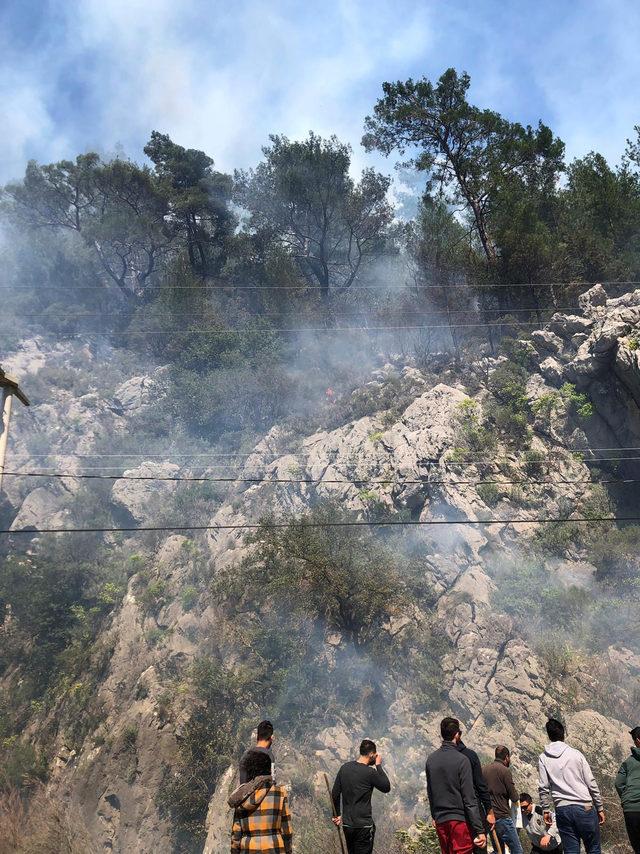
426, 717, 486, 854
239, 720, 275, 784
458, 734, 496, 846
483, 746, 523, 854
615, 726, 640, 853
331, 738, 391, 854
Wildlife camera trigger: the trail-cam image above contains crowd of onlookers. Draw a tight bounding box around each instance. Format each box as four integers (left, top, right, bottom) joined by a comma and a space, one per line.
225, 717, 640, 854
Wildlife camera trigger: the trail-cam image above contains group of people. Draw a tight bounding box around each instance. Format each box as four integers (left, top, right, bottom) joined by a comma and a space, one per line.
226, 717, 640, 854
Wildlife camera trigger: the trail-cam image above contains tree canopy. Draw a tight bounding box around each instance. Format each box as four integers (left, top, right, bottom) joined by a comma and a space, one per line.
236, 132, 393, 298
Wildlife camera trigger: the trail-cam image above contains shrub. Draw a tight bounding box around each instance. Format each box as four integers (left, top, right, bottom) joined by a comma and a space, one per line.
560, 382, 594, 419
180, 586, 198, 611
158, 660, 253, 841
477, 482, 501, 507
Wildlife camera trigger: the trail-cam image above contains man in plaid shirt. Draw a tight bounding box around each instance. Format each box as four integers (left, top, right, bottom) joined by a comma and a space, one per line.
229, 751, 293, 853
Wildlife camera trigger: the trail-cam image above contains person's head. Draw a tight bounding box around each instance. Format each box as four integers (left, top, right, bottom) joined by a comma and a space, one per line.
245, 750, 272, 781
546, 718, 565, 743
630, 726, 640, 748
256, 720, 274, 747
520, 792, 534, 816
359, 739, 377, 765
495, 745, 510, 766
440, 717, 462, 744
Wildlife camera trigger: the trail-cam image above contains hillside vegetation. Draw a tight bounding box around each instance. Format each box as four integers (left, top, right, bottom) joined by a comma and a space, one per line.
1, 69, 640, 853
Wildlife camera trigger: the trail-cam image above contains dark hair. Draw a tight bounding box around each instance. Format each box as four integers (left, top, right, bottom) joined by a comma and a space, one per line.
360, 739, 377, 756
520, 792, 533, 803
546, 718, 565, 742
257, 720, 274, 741
495, 745, 510, 761
440, 717, 460, 741
245, 750, 272, 781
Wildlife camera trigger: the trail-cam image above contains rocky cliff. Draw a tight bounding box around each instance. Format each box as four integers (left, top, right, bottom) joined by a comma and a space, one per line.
2, 284, 640, 853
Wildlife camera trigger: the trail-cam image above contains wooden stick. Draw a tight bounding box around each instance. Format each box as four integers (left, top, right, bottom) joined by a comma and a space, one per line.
324, 772, 347, 854
490, 827, 503, 854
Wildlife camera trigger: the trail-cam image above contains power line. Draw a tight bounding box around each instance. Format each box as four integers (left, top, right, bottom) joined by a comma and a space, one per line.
18, 445, 640, 460
4, 515, 640, 535
4, 470, 640, 487
13, 320, 586, 335
1, 279, 639, 292
10, 305, 595, 319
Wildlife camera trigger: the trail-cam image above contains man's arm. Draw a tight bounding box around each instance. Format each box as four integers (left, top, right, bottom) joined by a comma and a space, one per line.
547, 814, 561, 846
231, 812, 242, 852
372, 762, 391, 794
238, 751, 248, 785
425, 761, 435, 816
469, 751, 493, 817
460, 758, 484, 836
580, 754, 604, 813
331, 768, 342, 817
281, 793, 293, 854
615, 760, 628, 799
504, 766, 520, 806
538, 756, 552, 812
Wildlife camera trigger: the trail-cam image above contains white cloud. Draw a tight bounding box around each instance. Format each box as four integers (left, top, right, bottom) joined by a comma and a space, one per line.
1, 0, 640, 187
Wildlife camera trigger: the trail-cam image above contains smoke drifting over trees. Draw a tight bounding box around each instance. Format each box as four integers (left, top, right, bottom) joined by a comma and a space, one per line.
1, 68, 640, 853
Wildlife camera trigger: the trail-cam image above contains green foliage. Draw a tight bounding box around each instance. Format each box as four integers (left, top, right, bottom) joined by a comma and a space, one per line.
0, 739, 47, 791
395, 821, 442, 853
477, 482, 501, 507
138, 579, 167, 615
364, 67, 564, 273
180, 586, 198, 611
453, 399, 495, 453
559, 382, 594, 418
236, 132, 393, 296
122, 725, 138, 751
213, 504, 448, 736
158, 659, 253, 841
227, 504, 407, 648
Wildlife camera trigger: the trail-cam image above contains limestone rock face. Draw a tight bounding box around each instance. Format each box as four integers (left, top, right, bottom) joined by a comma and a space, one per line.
111, 368, 168, 415
111, 462, 180, 523
4, 285, 640, 852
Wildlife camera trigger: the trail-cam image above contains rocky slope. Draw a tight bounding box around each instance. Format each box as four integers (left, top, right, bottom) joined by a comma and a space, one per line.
2, 284, 640, 853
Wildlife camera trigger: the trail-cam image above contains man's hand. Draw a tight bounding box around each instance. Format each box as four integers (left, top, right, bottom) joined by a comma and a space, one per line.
486, 810, 496, 830
375, 753, 382, 766
598, 810, 605, 826
473, 833, 487, 848
543, 811, 553, 825
332, 816, 342, 827
540, 835, 551, 848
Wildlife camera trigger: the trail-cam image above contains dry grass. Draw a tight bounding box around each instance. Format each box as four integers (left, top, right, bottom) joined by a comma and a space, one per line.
0, 786, 92, 854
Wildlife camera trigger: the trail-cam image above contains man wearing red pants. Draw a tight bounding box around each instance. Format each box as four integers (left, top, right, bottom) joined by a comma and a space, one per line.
426, 718, 487, 854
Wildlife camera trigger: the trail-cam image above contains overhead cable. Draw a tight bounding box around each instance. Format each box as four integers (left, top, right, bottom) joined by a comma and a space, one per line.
3, 470, 640, 488
4, 515, 640, 535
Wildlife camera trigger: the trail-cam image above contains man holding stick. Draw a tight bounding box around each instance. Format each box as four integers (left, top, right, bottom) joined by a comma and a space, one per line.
331, 738, 391, 854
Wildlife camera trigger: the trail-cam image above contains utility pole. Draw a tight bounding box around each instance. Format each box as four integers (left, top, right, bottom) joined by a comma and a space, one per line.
0, 367, 30, 493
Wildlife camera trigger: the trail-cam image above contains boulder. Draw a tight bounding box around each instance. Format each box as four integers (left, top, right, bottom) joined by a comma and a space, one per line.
111, 462, 180, 523
578, 284, 608, 314
111, 368, 168, 415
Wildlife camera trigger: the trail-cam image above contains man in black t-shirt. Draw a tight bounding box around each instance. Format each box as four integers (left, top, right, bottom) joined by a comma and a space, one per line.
238, 720, 275, 784
331, 739, 391, 854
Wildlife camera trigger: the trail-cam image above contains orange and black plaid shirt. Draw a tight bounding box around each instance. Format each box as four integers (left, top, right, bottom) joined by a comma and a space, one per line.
231, 783, 292, 853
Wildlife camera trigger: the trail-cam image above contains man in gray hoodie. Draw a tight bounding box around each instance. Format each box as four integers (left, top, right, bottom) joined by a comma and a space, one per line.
538, 718, 604, 854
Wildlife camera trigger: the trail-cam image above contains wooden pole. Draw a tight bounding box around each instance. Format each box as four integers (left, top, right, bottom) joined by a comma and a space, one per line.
323, 772, 347, 854
0, 390, 13, 493
490, 827, 503, 854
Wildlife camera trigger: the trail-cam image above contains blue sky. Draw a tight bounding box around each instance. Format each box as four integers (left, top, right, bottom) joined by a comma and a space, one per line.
1, 0, 639, 185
